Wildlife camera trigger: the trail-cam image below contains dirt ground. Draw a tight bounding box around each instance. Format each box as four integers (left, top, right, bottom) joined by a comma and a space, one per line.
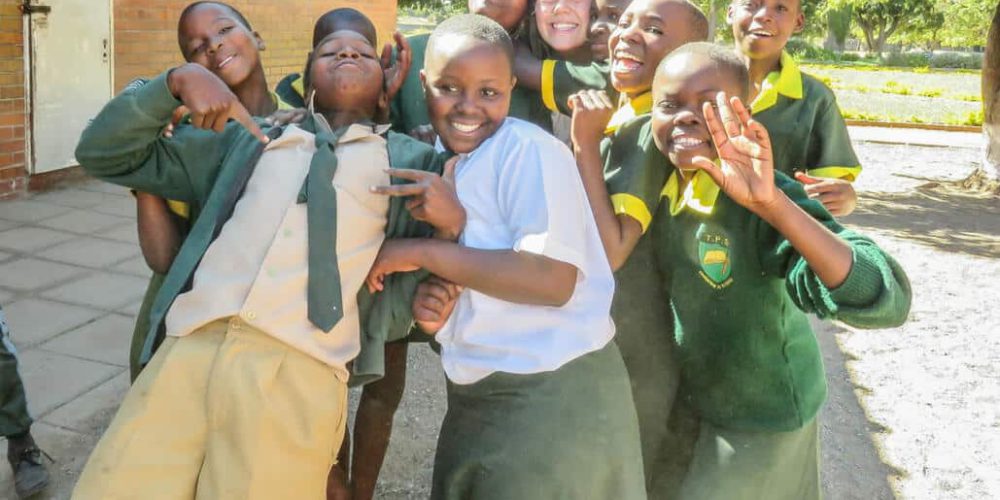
366, 139, 999, 499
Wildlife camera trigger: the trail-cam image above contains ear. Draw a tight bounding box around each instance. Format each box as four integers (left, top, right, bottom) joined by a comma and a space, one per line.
254, 31, 266, 51
726, 5, 735, 25
792, 11, 805, 34
419, 69, 426, 86
511, 75, 518, 90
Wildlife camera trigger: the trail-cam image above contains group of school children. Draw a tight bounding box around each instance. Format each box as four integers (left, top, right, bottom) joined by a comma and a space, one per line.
67, 0, 913, 499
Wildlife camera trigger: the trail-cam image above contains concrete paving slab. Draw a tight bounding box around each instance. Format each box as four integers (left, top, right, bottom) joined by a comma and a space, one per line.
37, 238, 139, 269
0, 227, 75, 253
30, 188, 118, 209
96, 224, 138, 246
0, 422, 97, 500
0, 288, 13, 303
0, 200, 71, 223
38, 211, 131, 236
77, 180, 130, 196
41, 314, 133, 367
0, 259, 89, 292
18, 350, 121, 417
116, 300, 142, 317
0, 250, 10, 262
0, 218, 19, 232
3, 299, 104, 348
42, 372, 129, 435
849, 125, 982, 150
40, 273, 147, 311
88, 197, 135, 218
110, 256, 150, 277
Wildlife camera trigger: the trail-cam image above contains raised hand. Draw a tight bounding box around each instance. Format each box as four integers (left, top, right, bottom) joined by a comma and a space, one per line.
412, 275, 463, 334
794, 172, 858, 217
166, 63, 269, 143
692, 92, 776, 214
369, 156, 465, 240
381, 31, 412, 101
568, 89, 615, 156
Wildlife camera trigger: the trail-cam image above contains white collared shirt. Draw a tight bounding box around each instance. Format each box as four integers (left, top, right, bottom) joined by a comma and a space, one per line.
436, 118, 616, 384
165, 118, 391, 382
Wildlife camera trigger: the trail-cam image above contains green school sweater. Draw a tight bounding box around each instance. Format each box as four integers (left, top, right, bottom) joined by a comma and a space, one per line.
541, 59, 617, 116
75, 71, 442, 386
389, 33, 553, 135
275, 72, 307, 109
751, 52, 861, 181
651, 171, 911, 432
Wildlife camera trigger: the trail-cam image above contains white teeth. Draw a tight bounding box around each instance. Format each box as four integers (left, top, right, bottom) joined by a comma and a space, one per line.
552, 23, 578, 31
452, 122, 482, 133
673, 137, 705, 147
614, 52, 641, 63
218, 55, 235, 68
750, 30, 774, 37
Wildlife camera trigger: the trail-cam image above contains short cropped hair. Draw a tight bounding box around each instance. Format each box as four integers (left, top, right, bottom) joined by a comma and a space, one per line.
658, 42, 750, 100
179, 1, 252, 32
313, 8, 377, 47
679, 1, 710, 42
427, 14, 515, 68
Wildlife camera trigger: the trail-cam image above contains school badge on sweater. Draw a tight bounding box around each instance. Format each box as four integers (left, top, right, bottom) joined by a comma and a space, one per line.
696, 224, 733, 290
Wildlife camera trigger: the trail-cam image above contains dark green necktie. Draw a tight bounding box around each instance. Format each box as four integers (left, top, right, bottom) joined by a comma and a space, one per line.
298, 121, 350, 332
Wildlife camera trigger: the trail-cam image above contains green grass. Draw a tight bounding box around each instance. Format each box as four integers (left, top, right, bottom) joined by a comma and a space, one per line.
801, 64, 983, 126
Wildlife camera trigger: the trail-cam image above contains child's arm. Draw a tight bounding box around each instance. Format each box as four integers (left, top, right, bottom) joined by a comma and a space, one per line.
367, 239, 577, 307
411, 275, 462, 334
135, 192, 183, 275
75, 64, 267, 199
514, 43, 612, 115
371, 157, 465, 241
793, 91, 862, 216
696, 93, 911, 327
569, 90, 643, 270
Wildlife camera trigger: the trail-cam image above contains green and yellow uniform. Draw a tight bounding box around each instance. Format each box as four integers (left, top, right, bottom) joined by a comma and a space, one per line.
390, 33, 553, 135
650, 170, 911, 499
752, 52, 861, 182
600, 114, 679, 496
539, 59, 616, 115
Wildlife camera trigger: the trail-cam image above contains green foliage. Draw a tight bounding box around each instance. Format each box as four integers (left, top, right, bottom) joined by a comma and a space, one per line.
881, 80, 912, 95
831, 0, 937, 54
934, 0, 994, 48
880, 51, 931, 67
827, 4, 853, 48
917, 88, 943, 98
929, 52, 983, 70
398, 0, 465, 22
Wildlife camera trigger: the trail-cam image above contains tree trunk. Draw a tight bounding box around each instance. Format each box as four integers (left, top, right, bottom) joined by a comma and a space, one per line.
976, 0, 1000, 189
707, 0, 717, 42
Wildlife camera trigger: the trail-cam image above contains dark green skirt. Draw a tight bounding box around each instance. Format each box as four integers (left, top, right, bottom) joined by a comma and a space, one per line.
431, 341, 647, 500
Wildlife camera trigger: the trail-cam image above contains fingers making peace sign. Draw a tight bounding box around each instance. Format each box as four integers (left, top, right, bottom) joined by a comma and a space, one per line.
691, 92, 779, 214
370, 156, 466, 240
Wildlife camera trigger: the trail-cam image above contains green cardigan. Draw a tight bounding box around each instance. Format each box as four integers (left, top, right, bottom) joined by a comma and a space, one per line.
75, 71, 441, 386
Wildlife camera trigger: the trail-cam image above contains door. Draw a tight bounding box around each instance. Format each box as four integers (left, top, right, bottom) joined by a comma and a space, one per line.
26, 0, 112, 174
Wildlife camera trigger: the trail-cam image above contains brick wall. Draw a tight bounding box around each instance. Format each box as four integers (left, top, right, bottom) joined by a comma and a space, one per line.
113, 0, 399, 92
0, 2, 25, 199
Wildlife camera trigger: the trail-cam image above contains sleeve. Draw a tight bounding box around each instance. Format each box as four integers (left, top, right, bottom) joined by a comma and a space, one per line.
541, 59, 611, 115
805, 90, 862, 181
499, 137, 589, 273
602, 119, 668, 233
757, 174, 912, 329
74, 70, 235, 202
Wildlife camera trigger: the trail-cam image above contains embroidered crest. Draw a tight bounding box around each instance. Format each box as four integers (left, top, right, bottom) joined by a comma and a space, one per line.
696, 224, 733, 289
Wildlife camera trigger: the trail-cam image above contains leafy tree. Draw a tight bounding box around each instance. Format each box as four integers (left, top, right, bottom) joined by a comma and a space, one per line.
830, 0, 937, 54
981, 1, 1000, 184
826, 4, 852, 51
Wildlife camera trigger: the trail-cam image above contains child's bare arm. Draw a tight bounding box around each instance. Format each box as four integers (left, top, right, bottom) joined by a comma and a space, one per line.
569, 90, 643, 270
135, 192, 182, 275
794, 172, 858, 217
694, 92, 853, 288
369, 239, 578, 307
513, 42, 544, 91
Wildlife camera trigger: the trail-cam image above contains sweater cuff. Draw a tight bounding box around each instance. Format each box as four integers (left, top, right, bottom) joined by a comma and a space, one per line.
828, 247, 884, 307
136, 70, 185, 122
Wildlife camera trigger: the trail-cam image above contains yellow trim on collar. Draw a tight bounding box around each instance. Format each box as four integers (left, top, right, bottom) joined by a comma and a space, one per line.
660, 169, 721, 216
605, 92, 653, 135
610, 193, 653, 233
272, 91, 295, 111
541, 59, 559, 112
750, 52, 803, 114
806, 166, 861, 182
291, 76, 305, 98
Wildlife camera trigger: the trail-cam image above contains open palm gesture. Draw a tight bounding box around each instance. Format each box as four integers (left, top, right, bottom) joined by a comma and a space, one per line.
691, 92, 778, 213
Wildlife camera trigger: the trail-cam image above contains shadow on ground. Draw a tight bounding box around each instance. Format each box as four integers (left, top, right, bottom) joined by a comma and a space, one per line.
845, 182, 1000, 259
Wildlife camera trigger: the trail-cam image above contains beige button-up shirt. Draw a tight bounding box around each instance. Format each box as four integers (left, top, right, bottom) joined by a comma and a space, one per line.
165, 117, 391, 382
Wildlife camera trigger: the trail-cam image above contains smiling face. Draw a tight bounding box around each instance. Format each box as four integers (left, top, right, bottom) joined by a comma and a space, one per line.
422, 34, 515, 154
609, 0, 704, 98
534, 0, 592, 54
590, 0, 631, 62
728, 0, 803, 61
308, 31, 385, 118
651, 51, 746, 169
178, 3, 262, 89
468, 0, 530, 32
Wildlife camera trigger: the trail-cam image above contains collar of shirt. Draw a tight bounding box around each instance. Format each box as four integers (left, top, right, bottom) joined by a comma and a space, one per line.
283, 112, 390, 147
751, 51, 803, 114
660, 164, 721, 216
606, 91, 653, 135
